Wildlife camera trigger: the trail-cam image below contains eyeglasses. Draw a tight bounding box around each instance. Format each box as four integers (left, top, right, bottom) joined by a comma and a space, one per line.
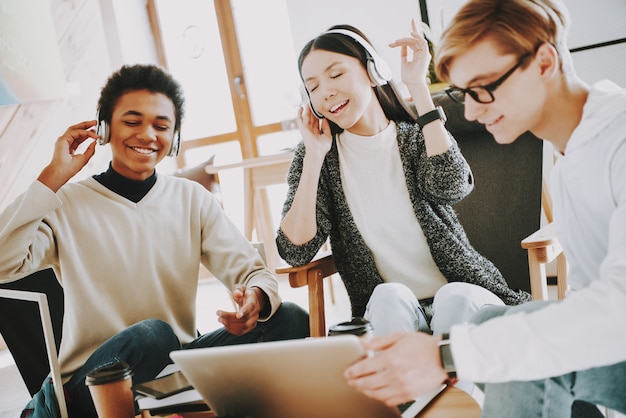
445, 53, 532, 104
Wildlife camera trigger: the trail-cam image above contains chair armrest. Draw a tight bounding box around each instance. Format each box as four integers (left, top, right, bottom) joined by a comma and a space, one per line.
521, 222, 568, 301
275, 253, 338, 337
521, 222, 558, 249
521, 222, 563, 264
276, 253, 337, 288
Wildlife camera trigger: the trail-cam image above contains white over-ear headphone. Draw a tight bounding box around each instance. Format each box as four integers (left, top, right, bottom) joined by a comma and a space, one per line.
324, 28, 392, 86
96, 110, 180, 157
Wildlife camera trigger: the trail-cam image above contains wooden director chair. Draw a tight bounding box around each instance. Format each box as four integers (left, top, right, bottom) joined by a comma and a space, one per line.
521, 173, 569, 301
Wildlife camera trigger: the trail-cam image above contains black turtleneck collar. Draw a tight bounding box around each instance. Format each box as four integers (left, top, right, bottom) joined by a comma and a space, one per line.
93, 163, 157, 203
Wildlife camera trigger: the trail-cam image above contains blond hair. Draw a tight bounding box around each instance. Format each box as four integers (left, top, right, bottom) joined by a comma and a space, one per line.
435, 0, 571, 83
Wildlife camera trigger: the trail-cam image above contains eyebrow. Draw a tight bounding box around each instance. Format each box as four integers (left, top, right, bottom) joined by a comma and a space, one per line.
122, 110, 173, 122
463, 70, 503, 87
303, 61, 343, 83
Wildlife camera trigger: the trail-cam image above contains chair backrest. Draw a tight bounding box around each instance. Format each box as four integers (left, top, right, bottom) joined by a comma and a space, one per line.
432, 91, 544, 293
0, 268, 68, 417
0, 269, 64, 396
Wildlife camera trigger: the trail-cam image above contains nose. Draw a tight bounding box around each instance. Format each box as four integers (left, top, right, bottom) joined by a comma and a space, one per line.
137, 124, 157, 141
463, 97, 485, 123
320, 82, 335, 102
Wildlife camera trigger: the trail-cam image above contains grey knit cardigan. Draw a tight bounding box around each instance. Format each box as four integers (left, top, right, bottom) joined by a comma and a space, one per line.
276, 121, 532, 317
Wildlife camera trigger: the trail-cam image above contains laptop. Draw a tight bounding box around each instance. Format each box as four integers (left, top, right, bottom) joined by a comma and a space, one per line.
170, 335, 444, 418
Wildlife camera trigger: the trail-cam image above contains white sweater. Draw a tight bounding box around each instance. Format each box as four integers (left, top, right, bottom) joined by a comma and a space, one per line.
451, 80, 626, 382
0, 175, 281, 381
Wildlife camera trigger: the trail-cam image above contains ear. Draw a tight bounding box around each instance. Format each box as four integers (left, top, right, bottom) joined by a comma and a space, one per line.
535, 43, 560, 78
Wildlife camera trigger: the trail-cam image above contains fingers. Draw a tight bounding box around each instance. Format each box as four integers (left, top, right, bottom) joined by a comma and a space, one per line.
61, 120, 100, 148
345, 353, 417, 407
320, 117, 331, 136
389, 18, 428, 51
390, 36, 427, 51
299, 104, 329, 137
216, 309, 258, 335
70, 120, 99, 130
229, 285, 261, 319
361, 332, 403, 352
345, 359, 412, 406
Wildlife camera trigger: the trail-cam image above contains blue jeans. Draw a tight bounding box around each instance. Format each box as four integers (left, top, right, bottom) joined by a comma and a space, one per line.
62, 301, 309, 417
473, 302, 626, 418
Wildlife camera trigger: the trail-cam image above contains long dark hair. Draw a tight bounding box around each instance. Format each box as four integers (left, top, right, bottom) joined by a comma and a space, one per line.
298, 24, 416, 137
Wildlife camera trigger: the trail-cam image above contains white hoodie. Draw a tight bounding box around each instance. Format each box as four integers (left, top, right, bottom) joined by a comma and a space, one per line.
450, 80, 626, 383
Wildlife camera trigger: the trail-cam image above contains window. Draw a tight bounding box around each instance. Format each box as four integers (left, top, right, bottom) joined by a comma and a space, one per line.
150, 0, 302, 169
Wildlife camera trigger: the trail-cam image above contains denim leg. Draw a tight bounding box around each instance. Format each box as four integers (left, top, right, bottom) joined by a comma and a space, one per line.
186, 301, 309, 349
363, 283, 429, 336
482, 366, 625, 418
64, 318, 181, 417
482, 377, 572, 418
571, 361, 626, 415
473, 302, 626, 417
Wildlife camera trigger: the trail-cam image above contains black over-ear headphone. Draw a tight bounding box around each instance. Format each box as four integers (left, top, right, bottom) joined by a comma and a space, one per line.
96, 111, 181, 157
305, 28, 393, 119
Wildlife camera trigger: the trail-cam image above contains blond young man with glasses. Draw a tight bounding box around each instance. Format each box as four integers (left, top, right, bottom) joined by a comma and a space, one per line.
343, 1, 626, 416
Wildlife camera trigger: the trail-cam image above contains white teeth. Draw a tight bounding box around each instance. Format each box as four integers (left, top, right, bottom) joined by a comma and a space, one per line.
132, 147, 155, 154
330, 101, 347, 113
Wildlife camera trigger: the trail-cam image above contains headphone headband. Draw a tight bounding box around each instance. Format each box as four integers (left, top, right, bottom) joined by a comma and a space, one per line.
323, 28, 392, 85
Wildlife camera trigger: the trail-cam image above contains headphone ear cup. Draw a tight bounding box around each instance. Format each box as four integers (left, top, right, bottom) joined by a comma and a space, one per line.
309, 102, 325, 120
367, 57, 391, 87
366, 59, 385, 86
96, 120, 110, 145
168, 131, 181, 157
303, 88, 325, 119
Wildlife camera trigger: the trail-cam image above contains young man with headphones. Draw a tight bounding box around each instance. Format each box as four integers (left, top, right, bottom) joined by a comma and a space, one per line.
344, 1, 626, 416
277, 20, 530, 353
0, 64, 309, 417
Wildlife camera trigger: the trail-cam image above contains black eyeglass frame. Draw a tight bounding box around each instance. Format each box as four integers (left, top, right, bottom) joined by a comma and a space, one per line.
445, 53, 532, 104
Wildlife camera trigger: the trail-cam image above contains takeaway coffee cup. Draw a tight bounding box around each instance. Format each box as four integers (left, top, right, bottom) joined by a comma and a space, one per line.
328, 317, 373, 338
85, 361, 135, 418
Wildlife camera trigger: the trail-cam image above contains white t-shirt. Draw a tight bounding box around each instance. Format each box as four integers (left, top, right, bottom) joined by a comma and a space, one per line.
336, 121, 447, 299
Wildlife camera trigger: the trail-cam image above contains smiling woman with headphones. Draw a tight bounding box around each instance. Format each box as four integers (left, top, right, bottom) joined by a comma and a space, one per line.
277, 21, 531, 341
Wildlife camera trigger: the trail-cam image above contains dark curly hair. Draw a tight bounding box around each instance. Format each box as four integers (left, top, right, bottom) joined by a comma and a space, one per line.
97, 64, 185, 135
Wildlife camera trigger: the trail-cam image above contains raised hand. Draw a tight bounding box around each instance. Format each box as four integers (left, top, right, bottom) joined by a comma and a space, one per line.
37, 120, 99, 192
297, 105, 333, 161
388, 19, 431, 88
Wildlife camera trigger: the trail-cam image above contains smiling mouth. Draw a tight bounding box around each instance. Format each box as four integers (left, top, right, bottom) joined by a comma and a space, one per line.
329, 100, 348, 114
130, 146, 157, 155
483, 115, 503, 127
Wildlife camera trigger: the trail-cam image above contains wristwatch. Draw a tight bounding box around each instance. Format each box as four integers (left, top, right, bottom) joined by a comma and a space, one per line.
438, 333, 457, 379
417, 106, 446, 129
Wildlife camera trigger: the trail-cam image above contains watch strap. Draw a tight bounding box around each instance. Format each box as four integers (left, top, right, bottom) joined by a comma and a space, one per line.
417, 106, 446, 129
438, 333, 457, 380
